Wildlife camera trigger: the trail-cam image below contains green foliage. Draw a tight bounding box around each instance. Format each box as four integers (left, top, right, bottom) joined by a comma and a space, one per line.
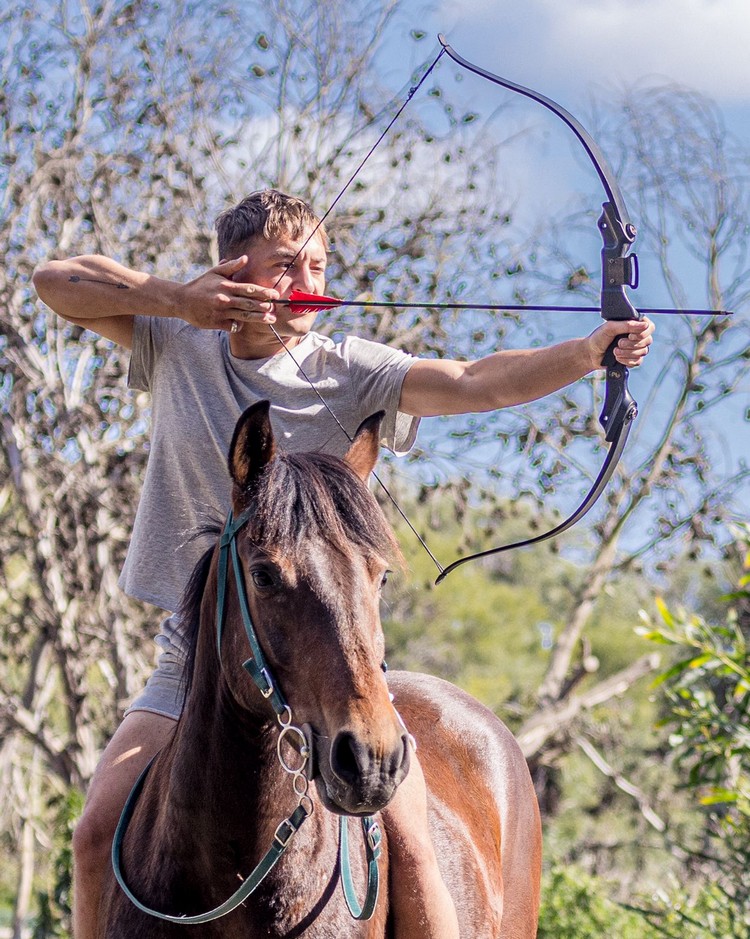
30, 788, 83, 939
635, 526, 750, 935
625, 880, 750, 939
540, 863, 750, 939
538, 864, 657, 938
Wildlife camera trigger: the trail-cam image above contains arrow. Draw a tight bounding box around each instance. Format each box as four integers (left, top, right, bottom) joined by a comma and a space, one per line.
282, 290, 732, 317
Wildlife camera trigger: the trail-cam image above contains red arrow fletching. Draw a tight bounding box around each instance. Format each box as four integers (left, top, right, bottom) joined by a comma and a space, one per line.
287, 290, 343, 314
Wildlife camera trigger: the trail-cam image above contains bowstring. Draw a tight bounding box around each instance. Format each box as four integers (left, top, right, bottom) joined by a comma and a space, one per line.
270, 46, 447, 283
261, 46, 449, 575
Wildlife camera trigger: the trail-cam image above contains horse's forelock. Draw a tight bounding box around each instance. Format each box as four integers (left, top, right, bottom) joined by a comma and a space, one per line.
248, 451, 402, 569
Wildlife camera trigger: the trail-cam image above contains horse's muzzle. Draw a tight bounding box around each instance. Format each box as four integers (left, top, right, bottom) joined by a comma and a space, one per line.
316, 727, 411, 815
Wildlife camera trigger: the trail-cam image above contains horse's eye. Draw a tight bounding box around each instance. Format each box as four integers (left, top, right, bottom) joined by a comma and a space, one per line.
251, 569, 274, 589
380, 570, 392, 588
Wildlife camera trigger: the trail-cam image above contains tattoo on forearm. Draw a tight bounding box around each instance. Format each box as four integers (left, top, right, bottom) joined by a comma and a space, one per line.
68, 275, 129, 289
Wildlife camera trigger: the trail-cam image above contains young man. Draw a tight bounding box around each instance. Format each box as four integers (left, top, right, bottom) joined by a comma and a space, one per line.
33, 189, 654, 938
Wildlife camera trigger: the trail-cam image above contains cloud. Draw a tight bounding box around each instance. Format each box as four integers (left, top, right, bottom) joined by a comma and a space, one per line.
436, 0, 750, 105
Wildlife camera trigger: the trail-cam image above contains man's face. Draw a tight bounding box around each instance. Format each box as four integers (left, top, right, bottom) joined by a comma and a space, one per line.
233, 227, 327, 341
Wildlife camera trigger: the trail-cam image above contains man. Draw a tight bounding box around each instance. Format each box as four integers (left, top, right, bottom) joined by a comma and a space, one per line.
33, 189, 654, 938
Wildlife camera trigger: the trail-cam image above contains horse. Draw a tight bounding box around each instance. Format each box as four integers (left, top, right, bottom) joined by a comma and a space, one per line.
100, 401, 542, 938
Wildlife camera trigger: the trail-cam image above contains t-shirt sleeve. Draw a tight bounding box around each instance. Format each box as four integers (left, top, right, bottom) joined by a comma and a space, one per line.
128, 316, 184, 392
341, 336, 420, 456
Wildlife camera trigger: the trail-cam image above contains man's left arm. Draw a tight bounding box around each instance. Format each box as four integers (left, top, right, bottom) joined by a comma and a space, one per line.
399, 318, 654, 417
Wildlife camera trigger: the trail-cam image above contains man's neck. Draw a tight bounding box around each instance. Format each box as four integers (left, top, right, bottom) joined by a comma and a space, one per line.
228, 328, 306, 361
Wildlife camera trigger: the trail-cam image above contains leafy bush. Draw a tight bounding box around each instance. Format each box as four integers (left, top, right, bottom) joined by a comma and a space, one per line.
538, 864, 657, 938
31, 788, 82, 939
635, 526, 750, 937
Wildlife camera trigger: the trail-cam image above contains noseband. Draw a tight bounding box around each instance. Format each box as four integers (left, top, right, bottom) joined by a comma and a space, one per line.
111, 507, 382, 924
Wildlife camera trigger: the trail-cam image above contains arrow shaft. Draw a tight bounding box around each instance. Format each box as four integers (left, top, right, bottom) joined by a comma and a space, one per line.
279, 299, 731, 316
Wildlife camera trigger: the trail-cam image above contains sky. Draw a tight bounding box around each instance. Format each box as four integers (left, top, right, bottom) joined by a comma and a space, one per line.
377, 1, 749, 522
433, 0, 750, 143
374, 0, 750, 285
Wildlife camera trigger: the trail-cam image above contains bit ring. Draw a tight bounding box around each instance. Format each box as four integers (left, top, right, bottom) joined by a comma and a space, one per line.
230, 321, 239, 334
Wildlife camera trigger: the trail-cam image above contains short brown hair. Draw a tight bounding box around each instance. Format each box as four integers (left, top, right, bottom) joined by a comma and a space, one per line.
215, 189, 327, 260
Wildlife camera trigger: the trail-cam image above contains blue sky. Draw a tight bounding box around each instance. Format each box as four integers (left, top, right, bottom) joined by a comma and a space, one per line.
371, 3, 748, 531
433, 0, 750, 144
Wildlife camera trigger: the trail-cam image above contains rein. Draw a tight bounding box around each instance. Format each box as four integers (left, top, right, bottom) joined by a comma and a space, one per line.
111, 507, 382, 924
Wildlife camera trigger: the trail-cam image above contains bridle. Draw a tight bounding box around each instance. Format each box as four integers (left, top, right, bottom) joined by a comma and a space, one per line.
112, 506, 382, 923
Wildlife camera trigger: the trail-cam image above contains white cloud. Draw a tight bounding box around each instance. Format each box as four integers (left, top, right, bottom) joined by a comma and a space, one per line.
435, 0, 750, 105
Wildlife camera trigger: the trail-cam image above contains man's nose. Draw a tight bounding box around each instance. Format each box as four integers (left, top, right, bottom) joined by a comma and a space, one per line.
293, 264, 317, 293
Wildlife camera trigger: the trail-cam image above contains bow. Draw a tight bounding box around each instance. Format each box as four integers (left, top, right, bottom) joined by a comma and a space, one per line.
268, 35, 730, 584
433, 35, 638, 581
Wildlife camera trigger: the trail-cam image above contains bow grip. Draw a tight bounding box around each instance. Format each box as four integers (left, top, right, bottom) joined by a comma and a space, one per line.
599, 339, 638, 442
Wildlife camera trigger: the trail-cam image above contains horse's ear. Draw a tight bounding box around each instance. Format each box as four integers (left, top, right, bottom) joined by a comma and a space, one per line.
344, 411, 384, 481
229, 401, 276, 491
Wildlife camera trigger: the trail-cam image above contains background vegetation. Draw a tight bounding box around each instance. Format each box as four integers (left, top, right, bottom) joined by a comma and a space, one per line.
1, 0, 748, 935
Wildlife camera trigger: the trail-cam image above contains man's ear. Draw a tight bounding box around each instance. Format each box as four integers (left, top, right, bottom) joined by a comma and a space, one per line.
344, 411, 384, 481
228, 401, 276, 491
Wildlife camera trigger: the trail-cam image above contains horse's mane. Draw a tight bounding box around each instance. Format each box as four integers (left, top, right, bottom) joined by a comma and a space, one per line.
176, 449, 403, 705
244, 450, 402, 566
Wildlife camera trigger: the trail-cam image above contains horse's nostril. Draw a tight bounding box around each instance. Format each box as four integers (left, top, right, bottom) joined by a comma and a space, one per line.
399, 733, 410, 773
330, 731, 363, 784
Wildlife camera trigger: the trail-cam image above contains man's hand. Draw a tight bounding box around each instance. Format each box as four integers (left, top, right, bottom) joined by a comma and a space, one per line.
586, 318, 655, 370
176, 257, 280, 332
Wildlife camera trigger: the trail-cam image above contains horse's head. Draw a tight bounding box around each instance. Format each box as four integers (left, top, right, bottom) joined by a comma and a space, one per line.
217, 400, 410, 815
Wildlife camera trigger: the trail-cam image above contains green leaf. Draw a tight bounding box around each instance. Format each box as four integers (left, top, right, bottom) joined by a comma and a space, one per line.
700, 788, 738, 806
655, 596, 676, 627
651, 658, 697, 687
687, 653, 714, 670
636, 628, 674, 645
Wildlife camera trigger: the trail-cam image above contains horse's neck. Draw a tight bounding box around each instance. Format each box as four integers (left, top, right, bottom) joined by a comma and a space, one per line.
166, 678, 282, 846
155, 686, 359, 935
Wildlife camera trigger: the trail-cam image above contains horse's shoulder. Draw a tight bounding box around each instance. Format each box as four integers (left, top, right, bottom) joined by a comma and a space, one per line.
386, 670, 529, 780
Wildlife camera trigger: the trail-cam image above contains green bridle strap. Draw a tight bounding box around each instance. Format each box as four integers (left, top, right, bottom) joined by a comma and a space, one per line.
111, 505, 381, 925
339, 815, 383, 920
216, 508, 288, 716
111, 756, 311, 924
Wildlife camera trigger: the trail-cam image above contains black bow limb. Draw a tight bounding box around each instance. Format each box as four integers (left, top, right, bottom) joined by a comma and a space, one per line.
433, 36, 647, 583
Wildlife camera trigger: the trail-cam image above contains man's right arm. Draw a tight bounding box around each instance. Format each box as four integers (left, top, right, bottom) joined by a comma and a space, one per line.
32, 254, 278, 349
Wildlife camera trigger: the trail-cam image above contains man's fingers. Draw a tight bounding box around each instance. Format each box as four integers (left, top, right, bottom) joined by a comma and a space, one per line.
222, 284, 279, 315
219, 294, 277, 318
213, 255, 248, 274
590, 317, 654, 369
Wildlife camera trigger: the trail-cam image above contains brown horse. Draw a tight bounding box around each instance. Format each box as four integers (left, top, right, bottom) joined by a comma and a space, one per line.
101, 401, 542, 938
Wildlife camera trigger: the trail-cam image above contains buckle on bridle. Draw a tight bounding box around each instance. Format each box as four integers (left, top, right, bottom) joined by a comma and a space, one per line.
365, 819, 382, 857
259, 667, 275, 698
274, 819, 295, 848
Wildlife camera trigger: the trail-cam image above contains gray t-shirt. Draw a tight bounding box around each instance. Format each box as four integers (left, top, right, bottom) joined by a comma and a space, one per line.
119, 317, 419, 612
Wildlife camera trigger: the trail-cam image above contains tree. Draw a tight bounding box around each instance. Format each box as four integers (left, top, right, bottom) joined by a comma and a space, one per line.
632, 525, 750, 937
509, 82, 749, 783
0, 0, 516, 926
